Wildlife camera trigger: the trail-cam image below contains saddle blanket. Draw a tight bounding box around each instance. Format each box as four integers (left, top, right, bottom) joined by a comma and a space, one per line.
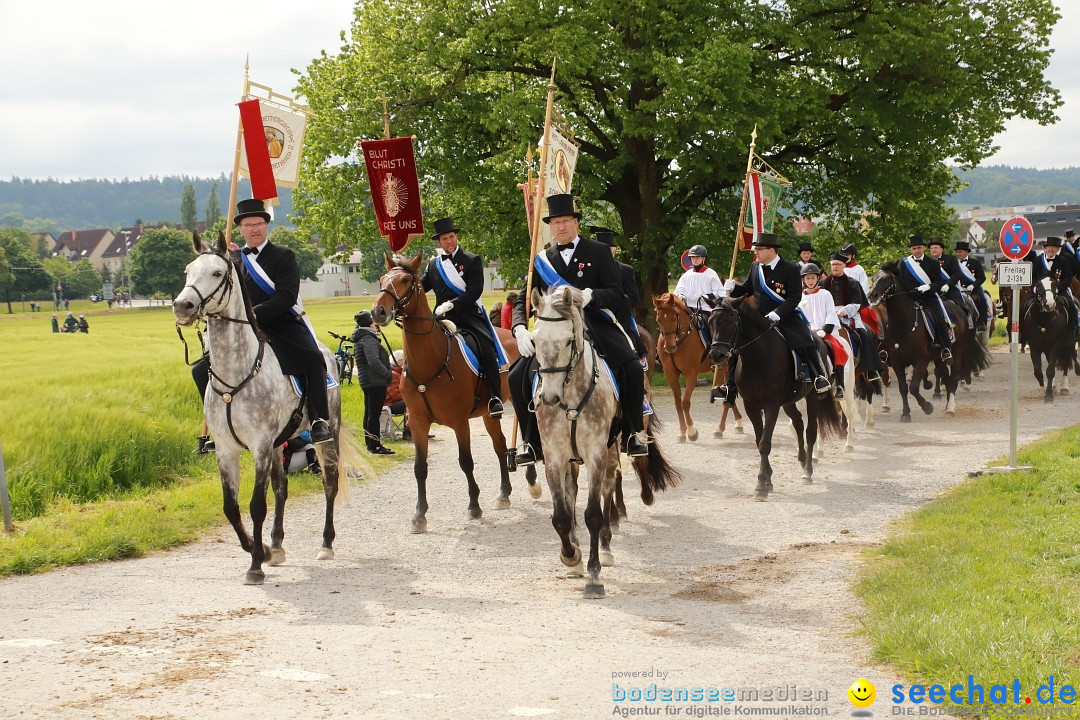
531, 357, 653, 415
289, 371, 340, 399
455, 333, 510, 378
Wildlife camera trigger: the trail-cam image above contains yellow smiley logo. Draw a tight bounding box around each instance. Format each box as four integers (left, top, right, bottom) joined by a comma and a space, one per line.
848, 678, 876, 708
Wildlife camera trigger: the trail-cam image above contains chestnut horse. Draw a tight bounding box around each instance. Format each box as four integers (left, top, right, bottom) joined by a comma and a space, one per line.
371, 253, 530, 533
653, 293, 743, 441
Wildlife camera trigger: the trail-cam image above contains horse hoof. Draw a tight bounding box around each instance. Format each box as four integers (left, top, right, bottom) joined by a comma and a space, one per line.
583, 583, 606, 599
640, 486, 654, 506
411, 517, 428, 534
945, 410, 955, 417
932, 392, 942, 400
880, 406, 891, 413
1061, 388, 1070, 395
713, 431, 724, 439
754, 491, 769, 502
609, 520, 620, 534
494, 496, 511, 510
844, 445, 854, 453
561, 547, 582, 568
921, 404, 934, 415
865, 421, 875, 428
1044, 395, 1054, 403
468, 508, 483, 521
923, 380, 933, 390
528, 482, 543, 500
900, 414, 911, 423
735, 424, 745, 434
687, 427, 699, 442
677, 435, 686, 443
243, 570, 265, 586
267, 547, 286, 567
316, 547, 334, 561
599, 550, 615, 567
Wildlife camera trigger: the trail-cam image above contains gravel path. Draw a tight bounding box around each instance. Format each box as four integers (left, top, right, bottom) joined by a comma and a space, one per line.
1, 346, 1075, 720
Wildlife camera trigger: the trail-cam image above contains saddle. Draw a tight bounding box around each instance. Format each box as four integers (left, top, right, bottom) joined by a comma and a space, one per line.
448, 325, 503, 378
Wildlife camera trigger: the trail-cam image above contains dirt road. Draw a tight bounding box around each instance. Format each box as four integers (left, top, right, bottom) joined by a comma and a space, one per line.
1, 346, 1074, 719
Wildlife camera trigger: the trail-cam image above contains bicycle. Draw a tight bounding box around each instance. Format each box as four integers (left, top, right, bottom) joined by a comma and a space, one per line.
328, 331, 355, 385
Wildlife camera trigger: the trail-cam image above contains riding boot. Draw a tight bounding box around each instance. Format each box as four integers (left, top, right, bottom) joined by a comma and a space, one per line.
305, 364, 333, 444
834, 365, 845, 400
508, 357, 542, 464
479, 339, 504, 419
618, 358, 648, 457
810, 351, 831, 395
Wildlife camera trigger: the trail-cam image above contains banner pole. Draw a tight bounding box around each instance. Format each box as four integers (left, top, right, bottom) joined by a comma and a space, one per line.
225, 56, 251, 242
727, 125, 757, 281
382, 96, 391, 140
508, 57, 557, 465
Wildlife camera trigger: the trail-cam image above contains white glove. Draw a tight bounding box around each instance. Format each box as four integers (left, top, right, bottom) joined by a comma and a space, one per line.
917, 284, 931, 293
724, 279, 736, 292
434, 301, 454, 316
766, 311, 780, 324
580, 288, 594, 306
514, 325, 534, 357
963, 285, 974, 293
939, 283, 950, 293
815, 329, 826, 338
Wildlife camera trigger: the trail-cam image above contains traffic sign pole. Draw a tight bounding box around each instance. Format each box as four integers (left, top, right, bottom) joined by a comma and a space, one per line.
1009, 282, 1020, 468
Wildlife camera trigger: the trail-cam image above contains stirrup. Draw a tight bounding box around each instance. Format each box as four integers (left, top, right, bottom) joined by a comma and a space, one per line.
515, 443, 542, 466
813, 376, 831, 394
487, 396, 504, 419
624, 432, 649, 457
940, 348, 953, 362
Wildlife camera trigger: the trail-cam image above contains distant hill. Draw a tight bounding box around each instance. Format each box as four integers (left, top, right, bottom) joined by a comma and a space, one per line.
0, 176, 294, 233
950, 165, 1080, 207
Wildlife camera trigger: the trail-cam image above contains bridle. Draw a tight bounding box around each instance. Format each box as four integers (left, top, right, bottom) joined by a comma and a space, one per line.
378, 266, 437, 333
708, 300, 778, 359
533, 308, 600, 465
656, 304, 693, 354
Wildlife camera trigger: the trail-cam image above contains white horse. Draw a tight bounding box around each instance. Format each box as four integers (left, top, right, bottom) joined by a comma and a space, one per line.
173, 232, 351, 585
530, 286, 679, 599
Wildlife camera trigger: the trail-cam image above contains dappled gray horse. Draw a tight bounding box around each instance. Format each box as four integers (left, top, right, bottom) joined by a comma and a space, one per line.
173, 232, 346, 585
531, 286, 678, 599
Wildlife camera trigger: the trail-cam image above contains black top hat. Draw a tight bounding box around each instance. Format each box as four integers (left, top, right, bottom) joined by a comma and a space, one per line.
797, 241, 814, 252
1042, 236, 1063, 247
589, 226, 616, 246
543, 194, 581, 223
908, 235, 925, 247
927, 236, 945, 248
234, 198, 271, 225
954, 240, 971, 252
751, 233, 780, 248
431, 217, 461, 239
1065, 229, 1076, 238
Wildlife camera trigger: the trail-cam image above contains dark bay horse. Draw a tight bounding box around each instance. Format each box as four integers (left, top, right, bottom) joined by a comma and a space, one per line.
173, 232, 351, 585
707, 297, 843, 500
371, 253, 526, 533
1022, 276, 1078, 401
868, 262, 989, 422
653, 293, 743, 440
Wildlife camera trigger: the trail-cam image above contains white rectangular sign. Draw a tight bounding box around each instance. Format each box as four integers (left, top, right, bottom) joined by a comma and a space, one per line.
997, 261, 1032, 286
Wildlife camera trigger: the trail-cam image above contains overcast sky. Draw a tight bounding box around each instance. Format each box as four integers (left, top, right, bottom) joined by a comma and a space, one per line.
1, 1, 1075, 181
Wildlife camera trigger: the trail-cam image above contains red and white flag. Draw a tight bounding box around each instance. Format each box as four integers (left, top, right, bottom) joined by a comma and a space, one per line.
237, 99, 278, 205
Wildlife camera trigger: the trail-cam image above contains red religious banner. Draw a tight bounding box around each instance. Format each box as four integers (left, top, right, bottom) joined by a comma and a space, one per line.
361, 137, 424, 252
238, 99, 278, 204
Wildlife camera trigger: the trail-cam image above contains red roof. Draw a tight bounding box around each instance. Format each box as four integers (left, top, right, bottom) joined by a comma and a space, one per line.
54, 229, 113, 258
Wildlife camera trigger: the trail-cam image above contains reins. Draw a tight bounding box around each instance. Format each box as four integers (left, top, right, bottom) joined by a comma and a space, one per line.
534, 311, 602, 464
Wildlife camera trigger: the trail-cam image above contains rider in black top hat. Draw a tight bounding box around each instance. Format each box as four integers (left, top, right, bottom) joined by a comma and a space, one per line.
898, 235, 954, 361
510, 194, 649, 465
420, 217, 505, 419
591, 226, 646, 357
953, 240, 988, 330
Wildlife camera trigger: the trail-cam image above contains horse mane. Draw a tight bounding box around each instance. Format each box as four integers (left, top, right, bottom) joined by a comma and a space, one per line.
878, 260, 899, 275
545, 285, 584, 317
732, 296, 769, 333
390, 253, 416, 272
218, 251, 268, 341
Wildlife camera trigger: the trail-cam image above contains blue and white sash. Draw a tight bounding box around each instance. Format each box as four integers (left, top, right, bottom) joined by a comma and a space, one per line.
434, 254, 508, 367
902, 256, 933, 287
533, 252, 637, 352
957, 259, 977, 285
756, 263, 808, 325
241, 250, 318, 344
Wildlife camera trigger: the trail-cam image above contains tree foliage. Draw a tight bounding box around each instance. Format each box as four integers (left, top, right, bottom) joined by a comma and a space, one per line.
180, 183, 198, 232
268, 226, 324, 281
295, 0, 1059, 303
128, 227, 194, 298
205, 182, 222, 230
0, 228, 51, 312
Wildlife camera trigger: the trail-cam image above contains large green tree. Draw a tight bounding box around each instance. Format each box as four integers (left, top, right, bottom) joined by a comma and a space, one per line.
268, 226, 324, 281
180, 183, 198, 231
128, 227, 194, 299
295, 0, 1058, 312
64, 259, 104, 299
205, 182, 222, 230
0, 228, 51, 313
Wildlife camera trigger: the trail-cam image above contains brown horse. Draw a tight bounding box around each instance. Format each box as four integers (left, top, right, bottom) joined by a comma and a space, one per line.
371, 253, 527, 533
653, 293, 743, 441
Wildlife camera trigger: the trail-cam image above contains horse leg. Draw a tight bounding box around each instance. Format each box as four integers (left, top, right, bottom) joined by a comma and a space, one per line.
482, 413, 512, 510
315, 436, 340, 560
411, 416, 432, 534
896, 364, 912, 422
783, 404, 806, 464
909, 362, 934, 416
453, 422, 482, 520
1044, 351, 1056, 402
682, 376, 699, 442
547, 464, 581, 576
217, 449, 252, 553
267, 453, 288, 567
732, 402, 744, 433
614, 459, 627, 522
600, 449, 618, 559
933, 366, 944, 400
665, 365, 688, 442
583, 469, 607, 599
244, 451, 273, 585
803, 400, 819, 483
1032, 349, 1045, 388
524, 464, 542, 499
756, 405, 780, 498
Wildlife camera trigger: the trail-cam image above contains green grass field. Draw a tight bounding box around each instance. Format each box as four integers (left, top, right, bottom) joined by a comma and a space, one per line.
857, 426, 1080, 698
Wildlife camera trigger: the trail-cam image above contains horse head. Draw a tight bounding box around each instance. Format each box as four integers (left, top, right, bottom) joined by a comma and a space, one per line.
652, 292, 689, 353
867, 261, 899, 306
1035, 276, 1057, 313
173, 231, 236, 325
373, 252, 426, 326
707, 297, 744, 364
532, 285, 585, 408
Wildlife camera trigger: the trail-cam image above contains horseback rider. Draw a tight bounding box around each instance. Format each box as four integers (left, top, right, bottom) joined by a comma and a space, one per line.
1061, 229, 1080, 281
1031, 236, 1078, 334
715, 232, 833, 402
898, 235, 954, 363
928, 237, 973, 328
510, 193, 649, 465
798, 263, 847, 399
838, 243, 870, 294
953, 240, 989, 331
420, 216, 506, 419
593, 226, 647, 358
795, 241, 820, 271
674, 244, 725, 346
821, 253, 883, 383
233, 199, 333, 443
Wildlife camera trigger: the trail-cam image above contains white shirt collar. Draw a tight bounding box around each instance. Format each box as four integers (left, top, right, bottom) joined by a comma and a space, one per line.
764, 255, 780, 270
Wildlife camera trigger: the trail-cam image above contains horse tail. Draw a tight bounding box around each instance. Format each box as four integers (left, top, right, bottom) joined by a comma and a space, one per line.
813, 394, 845, 441
959, 331, 991, 380
854, 373, 882, 401
631, 427, 681, 506
334, 420, 372, 505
